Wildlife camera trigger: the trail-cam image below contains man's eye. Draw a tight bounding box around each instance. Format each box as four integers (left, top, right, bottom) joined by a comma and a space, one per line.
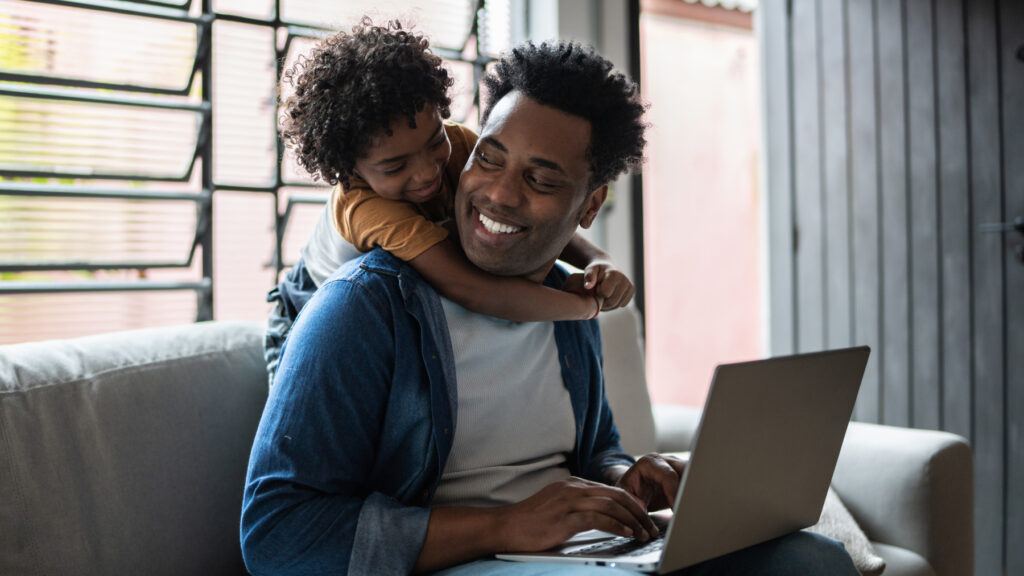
528, 176, 557, 190
477, 151, 498, 166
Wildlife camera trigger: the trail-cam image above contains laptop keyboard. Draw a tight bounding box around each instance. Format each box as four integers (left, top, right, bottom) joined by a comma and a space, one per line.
566, 535, 665, 558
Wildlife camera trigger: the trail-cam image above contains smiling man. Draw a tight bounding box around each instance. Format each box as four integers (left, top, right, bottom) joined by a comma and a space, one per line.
241, 41, 859, 576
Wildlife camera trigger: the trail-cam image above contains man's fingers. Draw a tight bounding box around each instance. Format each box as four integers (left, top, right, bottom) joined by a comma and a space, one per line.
632, 454, 685, 511
572, 494, 655, 541
576, 483, 658, 536
576, 497, 649, 540
664, 455, 688, 477
571, 512, 635, 540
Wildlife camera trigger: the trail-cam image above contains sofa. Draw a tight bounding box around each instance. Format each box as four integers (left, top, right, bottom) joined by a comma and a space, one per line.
0, 308, 972, 576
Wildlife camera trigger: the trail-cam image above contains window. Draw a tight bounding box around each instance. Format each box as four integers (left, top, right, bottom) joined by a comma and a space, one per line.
0, 0, 512, 344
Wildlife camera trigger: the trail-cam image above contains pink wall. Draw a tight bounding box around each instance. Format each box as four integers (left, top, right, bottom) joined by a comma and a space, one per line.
641, 13, 763, 407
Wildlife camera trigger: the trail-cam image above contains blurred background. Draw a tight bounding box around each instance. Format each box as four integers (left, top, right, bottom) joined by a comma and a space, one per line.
0, 0, 765, 410
2, 3, 1022, 574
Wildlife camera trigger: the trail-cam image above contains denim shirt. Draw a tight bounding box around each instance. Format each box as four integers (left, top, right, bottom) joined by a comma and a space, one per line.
241, 250, 635, 576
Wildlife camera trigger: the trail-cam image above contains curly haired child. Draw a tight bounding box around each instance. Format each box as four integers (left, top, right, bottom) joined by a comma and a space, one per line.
265, 19, 635, 384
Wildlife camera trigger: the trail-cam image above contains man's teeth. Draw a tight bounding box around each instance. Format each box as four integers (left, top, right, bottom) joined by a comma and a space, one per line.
479, 212, 522, 234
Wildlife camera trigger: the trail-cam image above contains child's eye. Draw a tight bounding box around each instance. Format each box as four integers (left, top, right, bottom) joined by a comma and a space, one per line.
382, 164, 406, 176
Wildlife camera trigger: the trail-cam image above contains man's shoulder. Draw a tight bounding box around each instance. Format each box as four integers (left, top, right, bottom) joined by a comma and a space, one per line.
321, 249, 409, 288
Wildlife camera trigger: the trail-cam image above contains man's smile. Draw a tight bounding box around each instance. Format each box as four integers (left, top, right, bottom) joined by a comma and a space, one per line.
475, 208, 525, 236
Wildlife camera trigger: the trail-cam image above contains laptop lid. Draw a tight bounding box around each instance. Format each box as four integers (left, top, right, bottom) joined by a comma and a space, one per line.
658, 345, 869, 572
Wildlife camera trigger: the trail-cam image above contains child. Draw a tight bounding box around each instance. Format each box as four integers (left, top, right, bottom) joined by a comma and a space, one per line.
265, 19, 634, 383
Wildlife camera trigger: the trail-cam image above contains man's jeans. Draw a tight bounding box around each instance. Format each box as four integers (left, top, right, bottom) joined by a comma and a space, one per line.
432, 532, 858, 576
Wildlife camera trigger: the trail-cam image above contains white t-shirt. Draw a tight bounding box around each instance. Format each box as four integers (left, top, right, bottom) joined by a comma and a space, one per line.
431, 298, 576, 508
299, 203, 362, 286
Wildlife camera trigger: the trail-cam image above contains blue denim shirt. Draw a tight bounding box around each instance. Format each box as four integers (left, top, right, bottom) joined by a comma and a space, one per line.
241, 249, 635, 576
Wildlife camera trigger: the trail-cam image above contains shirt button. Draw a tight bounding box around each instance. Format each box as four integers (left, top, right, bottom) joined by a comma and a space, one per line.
420, 489, 430, 504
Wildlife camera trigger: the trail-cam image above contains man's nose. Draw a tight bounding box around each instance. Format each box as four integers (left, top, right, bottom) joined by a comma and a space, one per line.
482, 169, 524, 208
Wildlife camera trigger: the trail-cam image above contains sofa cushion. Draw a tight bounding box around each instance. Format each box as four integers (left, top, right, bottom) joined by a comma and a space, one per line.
0, 321, 267, 576
808, 487, 886, 576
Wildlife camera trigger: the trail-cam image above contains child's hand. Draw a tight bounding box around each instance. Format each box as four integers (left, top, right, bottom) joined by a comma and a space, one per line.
583, 261, 635, 311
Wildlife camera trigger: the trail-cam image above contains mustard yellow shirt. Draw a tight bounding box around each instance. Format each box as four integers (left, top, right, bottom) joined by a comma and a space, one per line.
331, 121, 479, 262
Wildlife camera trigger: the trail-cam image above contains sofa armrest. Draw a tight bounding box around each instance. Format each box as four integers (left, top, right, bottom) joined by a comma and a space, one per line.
831, 422, 973, 576
652, 403, 702, 454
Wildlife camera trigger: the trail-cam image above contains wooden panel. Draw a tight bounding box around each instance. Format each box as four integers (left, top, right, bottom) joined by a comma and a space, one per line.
819, 0, 851, 352
935, 0, 972, 441
1001, 1, 1024, 572
877, 0, 911, 428
848, 0, 880, 422
967, 1, 1005, 574
905, 0, 941, 430
760, 0, 795, 356
791, 0, 825, 353
764, 1, 1018, 571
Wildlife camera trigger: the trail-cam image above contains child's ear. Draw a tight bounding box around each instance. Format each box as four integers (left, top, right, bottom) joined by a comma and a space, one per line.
579, 185, 608, 229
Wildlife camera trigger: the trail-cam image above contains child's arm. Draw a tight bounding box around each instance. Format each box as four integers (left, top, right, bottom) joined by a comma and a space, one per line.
409, 239, 601, 322
558, 234, 636, 311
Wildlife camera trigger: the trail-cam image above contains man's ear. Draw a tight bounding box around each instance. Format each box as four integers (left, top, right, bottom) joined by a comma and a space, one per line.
579, 185, 608, 229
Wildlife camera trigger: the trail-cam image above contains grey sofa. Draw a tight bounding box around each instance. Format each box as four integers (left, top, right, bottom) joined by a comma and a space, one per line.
0, 309, 972, 575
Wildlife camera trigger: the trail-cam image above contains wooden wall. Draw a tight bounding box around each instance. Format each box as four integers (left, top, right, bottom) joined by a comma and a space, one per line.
758, 0, 1023, 573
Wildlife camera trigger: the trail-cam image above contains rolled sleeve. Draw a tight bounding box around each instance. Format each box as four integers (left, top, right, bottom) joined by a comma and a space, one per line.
349, 493, 432, 576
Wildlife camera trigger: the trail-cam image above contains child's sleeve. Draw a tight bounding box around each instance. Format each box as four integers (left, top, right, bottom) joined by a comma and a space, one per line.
331, 185, 449, 262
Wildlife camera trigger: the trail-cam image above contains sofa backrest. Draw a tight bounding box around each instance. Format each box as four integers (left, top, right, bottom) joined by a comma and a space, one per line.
597, 306, 657, 456
0, 321, 267, 576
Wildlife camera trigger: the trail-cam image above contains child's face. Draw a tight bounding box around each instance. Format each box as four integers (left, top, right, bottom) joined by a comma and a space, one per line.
352, 104, 452, 204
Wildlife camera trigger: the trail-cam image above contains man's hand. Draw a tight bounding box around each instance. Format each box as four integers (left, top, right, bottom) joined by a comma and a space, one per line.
495, 477, 660, 553
582, 261, 635, 311
611, 454, 689, 512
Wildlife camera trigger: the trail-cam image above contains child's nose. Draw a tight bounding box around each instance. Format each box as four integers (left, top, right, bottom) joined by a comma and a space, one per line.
414, 158, 441, 185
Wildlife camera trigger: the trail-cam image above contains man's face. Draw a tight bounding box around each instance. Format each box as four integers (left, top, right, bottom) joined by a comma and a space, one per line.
455, 91, 607, 282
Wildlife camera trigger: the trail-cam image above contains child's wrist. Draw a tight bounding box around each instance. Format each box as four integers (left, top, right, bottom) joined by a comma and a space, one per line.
566, 289, 601, 320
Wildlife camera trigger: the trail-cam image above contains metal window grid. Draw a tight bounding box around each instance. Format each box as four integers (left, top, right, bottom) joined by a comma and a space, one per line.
0, 0, 495, 323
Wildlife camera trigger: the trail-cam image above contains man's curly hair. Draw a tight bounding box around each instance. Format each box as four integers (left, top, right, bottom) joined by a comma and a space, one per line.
481, 41, 648, 189
280, 18, 453, 187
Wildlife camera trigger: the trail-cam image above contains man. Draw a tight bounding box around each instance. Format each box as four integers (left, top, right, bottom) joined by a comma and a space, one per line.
241, 41, 859, 576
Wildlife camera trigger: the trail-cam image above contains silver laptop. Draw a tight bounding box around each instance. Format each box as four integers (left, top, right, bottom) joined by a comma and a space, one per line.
497, 346, 870, 573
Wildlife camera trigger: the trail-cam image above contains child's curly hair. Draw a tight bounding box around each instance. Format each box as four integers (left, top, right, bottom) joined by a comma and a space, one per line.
280, 18, 453, 187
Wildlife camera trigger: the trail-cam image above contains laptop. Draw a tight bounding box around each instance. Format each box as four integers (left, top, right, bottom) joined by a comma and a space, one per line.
496, 346, 870, 573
